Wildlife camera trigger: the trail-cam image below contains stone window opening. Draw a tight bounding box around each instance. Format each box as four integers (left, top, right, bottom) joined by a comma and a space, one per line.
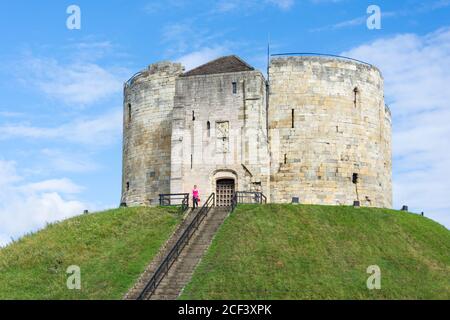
232, 82, 237, 94
192, 111, 196, 121
291, 109, 295, 128
284, 154, 287, 165
207, 121, 211, 137
126, 182, 130, 192
353, 87, 359, 108
127, 103, 132, 124
191, 154, 193, 169
353, 173, 360, 203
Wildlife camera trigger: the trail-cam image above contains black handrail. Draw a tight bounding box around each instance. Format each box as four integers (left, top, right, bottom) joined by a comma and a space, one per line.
231, 191, 267, 212
231, 193, 238, 213
159, 193, 190, 212
270, 52, 373, 67
137, 193, 216, 300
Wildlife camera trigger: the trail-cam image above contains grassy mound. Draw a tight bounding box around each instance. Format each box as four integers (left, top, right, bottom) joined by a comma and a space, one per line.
181, 204, 450, 300
0, 207, 182, 300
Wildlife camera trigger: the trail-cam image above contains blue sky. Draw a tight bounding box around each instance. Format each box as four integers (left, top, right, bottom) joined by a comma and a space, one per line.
0, 0, 449, 245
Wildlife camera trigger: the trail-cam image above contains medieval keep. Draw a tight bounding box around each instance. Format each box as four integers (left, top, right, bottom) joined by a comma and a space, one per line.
121, 55, 392, 208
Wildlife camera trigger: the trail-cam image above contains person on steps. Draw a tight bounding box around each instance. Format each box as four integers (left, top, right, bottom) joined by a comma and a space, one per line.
192, 185, 200, 209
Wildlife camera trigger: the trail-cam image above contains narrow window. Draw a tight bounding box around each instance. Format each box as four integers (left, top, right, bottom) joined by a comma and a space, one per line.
352, 173, 359, 184
207, 121, 211, 137
291, 109, 295, 128
128, 104, 132, 123
353, 87, 359, 108
191, 154, 193, 169
284, 154, 287, 165
126, 182, 130, 191
232, 82, 237, 94
192, 111, 196, 121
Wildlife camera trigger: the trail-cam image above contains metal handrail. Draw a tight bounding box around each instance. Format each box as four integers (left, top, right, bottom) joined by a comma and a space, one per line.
137, 192, 216, 300
231, 191, 267, 212
231, 193, 238, 213
159, 193, 190, 212
125, 71, 144, 87
270, 52, 373, 67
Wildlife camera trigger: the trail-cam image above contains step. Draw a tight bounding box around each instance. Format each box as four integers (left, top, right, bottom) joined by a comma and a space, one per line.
124, 208, 201, 300
146, 206, 230, 300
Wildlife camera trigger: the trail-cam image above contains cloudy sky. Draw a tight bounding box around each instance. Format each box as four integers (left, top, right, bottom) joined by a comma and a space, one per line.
0, 0, 449, 246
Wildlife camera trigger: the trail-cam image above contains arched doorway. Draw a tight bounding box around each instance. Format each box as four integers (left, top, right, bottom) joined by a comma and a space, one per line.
216, 179, 235, 207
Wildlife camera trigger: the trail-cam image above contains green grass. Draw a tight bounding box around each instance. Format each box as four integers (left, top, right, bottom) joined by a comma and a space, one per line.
0, 206, 182, 300
180, 204, 450, 300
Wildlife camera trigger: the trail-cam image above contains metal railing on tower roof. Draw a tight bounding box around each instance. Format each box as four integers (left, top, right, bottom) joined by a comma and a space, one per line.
270, 52, 373, 67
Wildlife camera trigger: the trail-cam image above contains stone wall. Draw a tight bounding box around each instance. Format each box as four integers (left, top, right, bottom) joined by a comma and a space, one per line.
268, 56, 392, 208
121, 55, 393, 209
121, 62, 184, 206
171, 71, 271, 199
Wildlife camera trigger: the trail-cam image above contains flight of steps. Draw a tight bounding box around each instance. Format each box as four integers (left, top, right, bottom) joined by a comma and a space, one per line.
148, 207, 230, 300
124, 208, 199, 300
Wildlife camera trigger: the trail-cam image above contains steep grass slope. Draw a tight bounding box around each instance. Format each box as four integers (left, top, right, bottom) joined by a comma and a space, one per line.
181, 205, 450, 300
0, 207, 182, 300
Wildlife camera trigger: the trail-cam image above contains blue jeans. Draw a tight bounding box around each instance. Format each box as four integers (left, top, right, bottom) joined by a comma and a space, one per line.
193, 197, 199, 208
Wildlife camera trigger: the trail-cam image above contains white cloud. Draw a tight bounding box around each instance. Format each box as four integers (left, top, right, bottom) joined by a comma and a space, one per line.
0, 160, 88, 247
0, 111, 24, 118
176, 47, 230, 71
12, 41, 129, 107
40, 149, 98, 173
310, 0, 450, 33
144, 0, 188, 14
0, 109, 123, 147
343, 27, 450, 229
0, 160, 21, 186
22, 178, 84, 194
161, 21, 233, 57
19, 55, 125, 106
267, 0, 295, 10
215, 0, 294, 13
311, 11, 396, 32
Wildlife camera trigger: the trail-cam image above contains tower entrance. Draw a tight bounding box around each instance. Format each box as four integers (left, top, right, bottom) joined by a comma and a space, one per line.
216, 179, 235, 207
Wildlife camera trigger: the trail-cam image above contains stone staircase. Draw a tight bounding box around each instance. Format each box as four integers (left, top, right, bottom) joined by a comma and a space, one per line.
133, 206, 230, 300
124, 208, 200, 300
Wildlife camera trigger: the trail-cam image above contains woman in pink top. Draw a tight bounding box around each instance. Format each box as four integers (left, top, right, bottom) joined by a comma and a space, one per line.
192, 185, 200, 208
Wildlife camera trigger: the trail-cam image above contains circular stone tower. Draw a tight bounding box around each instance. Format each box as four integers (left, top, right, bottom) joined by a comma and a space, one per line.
121, 62, 184, 206
269, 56, 392, 208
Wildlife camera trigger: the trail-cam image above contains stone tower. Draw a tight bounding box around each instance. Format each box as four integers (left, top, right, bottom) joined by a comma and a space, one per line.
268, 56, 392, 207
121, 54, 392, 209
121, 62, 184, 206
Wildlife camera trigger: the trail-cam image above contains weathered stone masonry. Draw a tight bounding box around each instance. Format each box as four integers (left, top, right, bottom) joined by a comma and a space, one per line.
122, 62, 184, 206
269, 57, 392, 207
121, 55, 392, 208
